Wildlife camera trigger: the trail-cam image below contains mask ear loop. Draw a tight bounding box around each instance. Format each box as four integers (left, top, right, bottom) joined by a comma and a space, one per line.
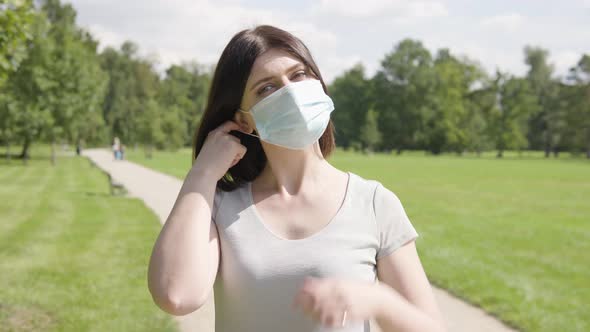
237, 108, 261, 139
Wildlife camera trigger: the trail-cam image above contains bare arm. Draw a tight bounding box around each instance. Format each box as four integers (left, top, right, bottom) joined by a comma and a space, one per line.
147, 121, 247, 316
375, 240, 447, 332
147, 170, 220, 315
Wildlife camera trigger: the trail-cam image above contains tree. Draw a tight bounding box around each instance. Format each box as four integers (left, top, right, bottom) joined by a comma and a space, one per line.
159, 62, 210, 147
328, 63, 371, 149
359, 108, 382, 152
100, 41, 160, 148
0, 0, 35, 87
137, 98, 164, 158
3, 8, 53, 163
524, 46, 563, 157
373, 39, 434, 154
464, 79, 496, 156
422, 49, 484, 154
564, 54, 590, 157
488, 72, 536, 157
3, 0, 107, 163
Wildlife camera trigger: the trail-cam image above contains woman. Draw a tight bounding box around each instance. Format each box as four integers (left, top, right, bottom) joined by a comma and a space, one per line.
148, 25, 446, 332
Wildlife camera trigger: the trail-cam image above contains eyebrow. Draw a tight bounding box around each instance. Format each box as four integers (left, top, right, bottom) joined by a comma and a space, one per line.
249, 63, 305, 92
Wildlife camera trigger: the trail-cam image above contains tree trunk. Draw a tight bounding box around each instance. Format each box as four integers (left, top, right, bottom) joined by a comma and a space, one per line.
76, 138, 81, 156
497, 149, 504, 158
544, 133, 551, 158
19, 136, 30, 165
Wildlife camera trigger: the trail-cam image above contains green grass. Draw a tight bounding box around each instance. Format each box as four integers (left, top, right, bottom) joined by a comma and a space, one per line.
0, 148, 176, 332
127, 146, 590, 332
125, 148, 194, 179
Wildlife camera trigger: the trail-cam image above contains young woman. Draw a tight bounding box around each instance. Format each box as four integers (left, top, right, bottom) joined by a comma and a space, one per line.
148, 25, 446, 332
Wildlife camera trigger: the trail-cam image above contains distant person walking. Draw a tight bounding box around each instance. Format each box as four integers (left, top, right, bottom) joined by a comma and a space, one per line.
112, 137, 122, 160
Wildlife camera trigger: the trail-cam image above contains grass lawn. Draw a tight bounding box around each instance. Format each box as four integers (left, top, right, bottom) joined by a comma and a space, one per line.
0, 147, 176, 331
127, 146, 590, 332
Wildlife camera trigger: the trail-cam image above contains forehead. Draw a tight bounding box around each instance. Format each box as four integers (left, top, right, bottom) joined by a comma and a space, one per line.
248, 49, 304, 81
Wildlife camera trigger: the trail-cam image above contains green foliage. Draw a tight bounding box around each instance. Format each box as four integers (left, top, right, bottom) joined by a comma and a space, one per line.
563, 54, 590, 157
100, 46, 206, 152
0, 0, 35, 86
373, 39, 434, 153
99, 42, 160, 146
487, 72, 536, 157
359, 108, 381, 152
329, 63, 372, 148
1, 0, 107, 159
1, 1, 588, 159
524, 45, 564, 155
159, 63, 210, 146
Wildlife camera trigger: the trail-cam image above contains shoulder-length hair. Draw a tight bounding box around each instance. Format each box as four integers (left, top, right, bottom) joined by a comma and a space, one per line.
192, 25, 335, 191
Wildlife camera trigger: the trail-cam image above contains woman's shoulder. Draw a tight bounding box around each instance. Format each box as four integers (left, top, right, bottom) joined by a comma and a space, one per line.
347, 172, 405, 208
347, 171, 382, 194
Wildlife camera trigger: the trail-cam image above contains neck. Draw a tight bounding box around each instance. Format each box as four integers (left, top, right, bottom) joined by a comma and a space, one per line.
256, 142, 328, 194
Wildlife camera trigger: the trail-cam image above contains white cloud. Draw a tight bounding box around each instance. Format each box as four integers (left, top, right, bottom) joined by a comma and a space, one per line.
552, 50, 582, 77
313, 0, 448, 19
71, 0, 587, 83
73, 0, 340, 80
456, 44, 525, 75
316, 54, 364, 81
481, 13, 525, 31
87, 24, 126, 50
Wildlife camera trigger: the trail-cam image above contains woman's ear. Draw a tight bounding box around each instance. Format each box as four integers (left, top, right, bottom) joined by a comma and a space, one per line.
233, 110, 254, 134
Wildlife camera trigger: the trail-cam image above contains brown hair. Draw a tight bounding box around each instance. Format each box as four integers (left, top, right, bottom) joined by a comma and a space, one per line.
192, 25, 335, 191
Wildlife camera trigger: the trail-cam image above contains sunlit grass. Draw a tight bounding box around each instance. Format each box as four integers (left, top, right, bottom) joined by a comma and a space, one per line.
0, 148, 176, 331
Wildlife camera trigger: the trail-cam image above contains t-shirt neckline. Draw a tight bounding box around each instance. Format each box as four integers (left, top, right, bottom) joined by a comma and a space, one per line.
245, 171, 353, 242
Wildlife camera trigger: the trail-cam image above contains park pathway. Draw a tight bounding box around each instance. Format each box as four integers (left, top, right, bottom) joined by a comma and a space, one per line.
83, 148, 517, 332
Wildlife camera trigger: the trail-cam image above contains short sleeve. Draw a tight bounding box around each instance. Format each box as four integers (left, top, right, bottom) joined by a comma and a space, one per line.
373, 183, 419, 259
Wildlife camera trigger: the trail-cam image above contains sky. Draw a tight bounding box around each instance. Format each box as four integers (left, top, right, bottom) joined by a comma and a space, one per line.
69, 0, 590, 84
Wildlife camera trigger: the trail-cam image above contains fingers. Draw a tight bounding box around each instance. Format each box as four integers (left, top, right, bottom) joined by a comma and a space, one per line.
293, 277, 353, 328
296, 292, 342, 328
217, 120, 244, 134
229, 144, 247, 168
226, 133, 241, 144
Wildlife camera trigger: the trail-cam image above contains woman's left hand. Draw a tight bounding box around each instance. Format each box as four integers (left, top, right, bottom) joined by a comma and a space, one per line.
292, 276, 383, 328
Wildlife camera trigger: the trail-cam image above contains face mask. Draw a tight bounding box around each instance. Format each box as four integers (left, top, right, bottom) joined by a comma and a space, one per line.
238, 79, 334, 150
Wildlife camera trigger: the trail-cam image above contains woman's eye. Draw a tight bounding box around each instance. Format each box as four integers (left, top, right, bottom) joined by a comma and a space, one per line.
256, 71, 307, 96
293, 71, 307, 79
257, 85, 273, 96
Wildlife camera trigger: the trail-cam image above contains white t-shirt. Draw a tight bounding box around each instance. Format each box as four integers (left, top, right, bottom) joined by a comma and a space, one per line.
212, 171, 419, 332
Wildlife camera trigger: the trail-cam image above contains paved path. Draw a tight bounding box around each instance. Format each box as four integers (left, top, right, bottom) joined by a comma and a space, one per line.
83, 148, 518, 332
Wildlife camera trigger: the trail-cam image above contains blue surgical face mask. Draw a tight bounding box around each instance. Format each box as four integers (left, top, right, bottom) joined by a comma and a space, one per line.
238, 79, 334, 150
